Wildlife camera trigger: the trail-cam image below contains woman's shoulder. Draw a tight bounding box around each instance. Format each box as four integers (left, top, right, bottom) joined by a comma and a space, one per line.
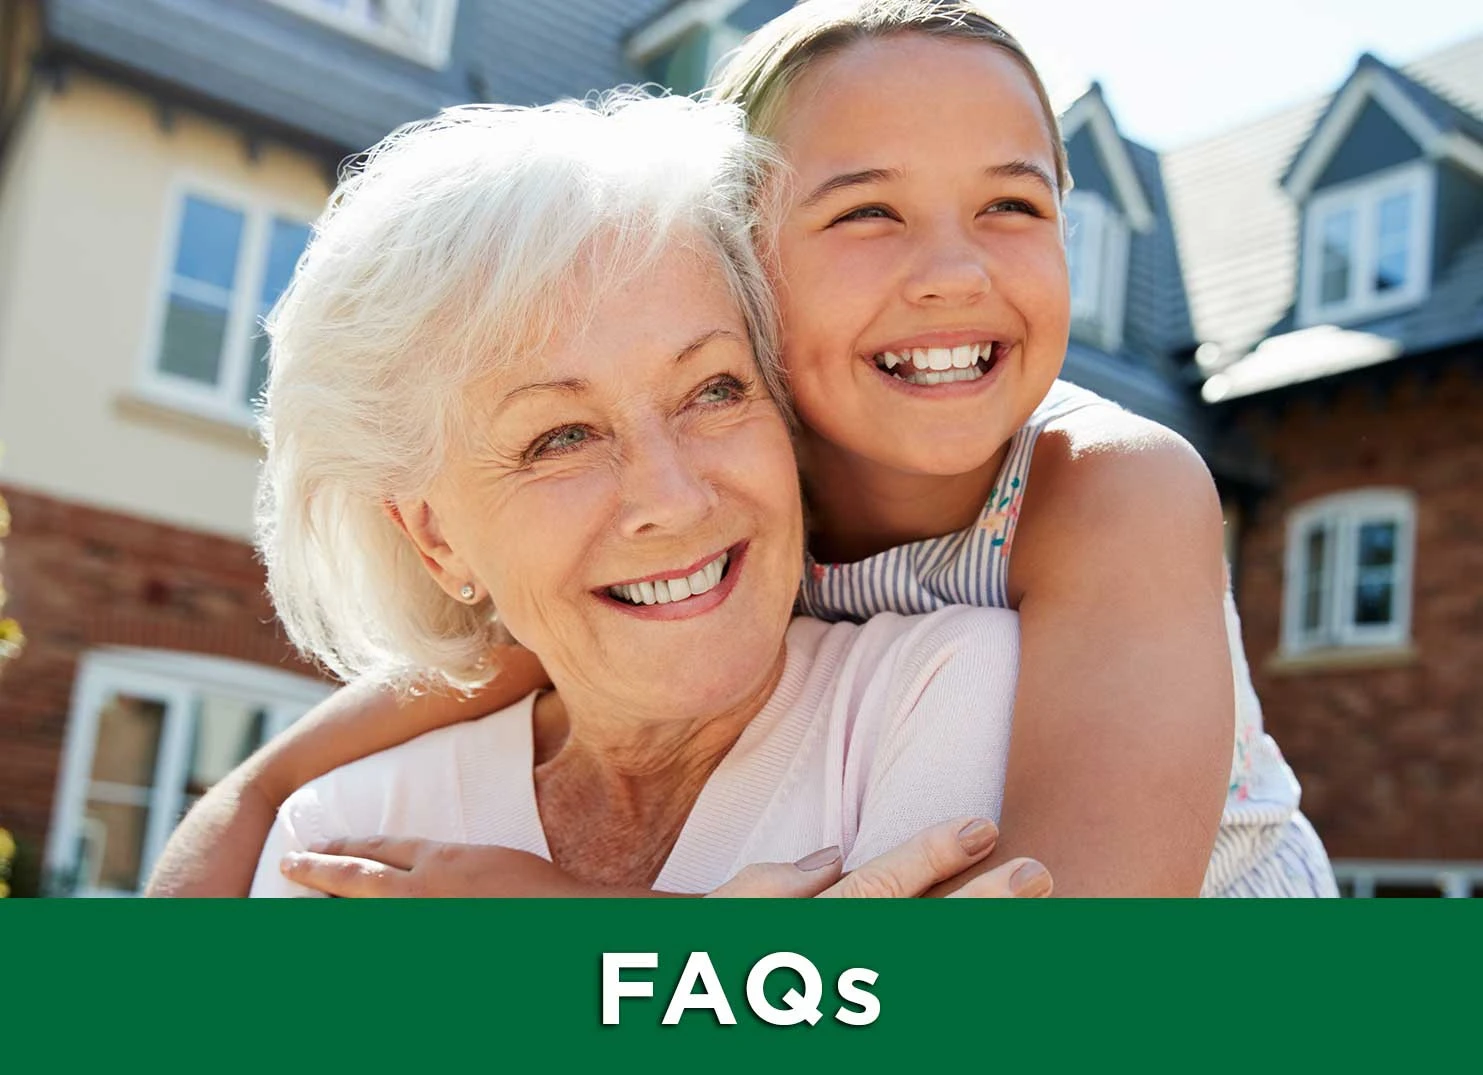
278, 691, 540, 845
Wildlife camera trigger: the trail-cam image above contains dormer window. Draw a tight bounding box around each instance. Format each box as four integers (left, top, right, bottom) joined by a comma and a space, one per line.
1064, 191, 1129, 352
269, 0, 458, 67
1298, 162, 1435, 327
627, 0, 750, 96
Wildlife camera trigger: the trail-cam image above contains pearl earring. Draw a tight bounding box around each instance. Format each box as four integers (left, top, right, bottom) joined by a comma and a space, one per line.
459, 584, 476, 602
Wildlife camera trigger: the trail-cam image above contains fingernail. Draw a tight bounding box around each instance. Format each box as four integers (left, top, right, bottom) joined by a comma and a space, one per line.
795, 846, 843, 871
957, 819, 998, 856
1010, 860, 1051, 897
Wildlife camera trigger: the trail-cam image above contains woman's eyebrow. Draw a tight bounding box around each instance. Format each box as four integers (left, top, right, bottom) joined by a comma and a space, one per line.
674, 328, 743, 363
800, 167, 900, 209
494, 329, 741, 411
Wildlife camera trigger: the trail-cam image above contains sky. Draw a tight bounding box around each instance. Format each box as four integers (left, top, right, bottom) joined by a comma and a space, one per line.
984, 0, 1483, 150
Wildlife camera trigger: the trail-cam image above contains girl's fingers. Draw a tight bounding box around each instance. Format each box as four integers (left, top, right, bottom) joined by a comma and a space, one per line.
819, 818, 1000, 899
708, 848, 846, 897
279, 851, 412, 897
306, 834, 423, 870
946, 858, 1053, 899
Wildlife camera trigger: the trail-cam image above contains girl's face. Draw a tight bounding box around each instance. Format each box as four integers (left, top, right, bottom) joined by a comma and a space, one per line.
768, 34, 1070, 479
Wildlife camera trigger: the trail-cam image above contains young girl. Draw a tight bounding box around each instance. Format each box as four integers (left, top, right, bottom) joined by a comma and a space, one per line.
148, 0, 1335, 898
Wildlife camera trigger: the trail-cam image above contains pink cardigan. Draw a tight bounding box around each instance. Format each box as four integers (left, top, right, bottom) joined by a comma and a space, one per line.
251, 607, 1020, 896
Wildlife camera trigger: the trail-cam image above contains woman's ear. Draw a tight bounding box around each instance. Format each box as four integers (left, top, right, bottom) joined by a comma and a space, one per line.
384, 498, 478, 603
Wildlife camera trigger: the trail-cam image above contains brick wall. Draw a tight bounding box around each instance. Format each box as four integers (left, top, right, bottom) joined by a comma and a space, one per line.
0, 484, 321, 896
1230, 365, 1483, 861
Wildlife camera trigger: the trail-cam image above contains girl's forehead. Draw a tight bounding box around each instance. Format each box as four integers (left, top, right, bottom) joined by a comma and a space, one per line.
774, 35, 1054, 164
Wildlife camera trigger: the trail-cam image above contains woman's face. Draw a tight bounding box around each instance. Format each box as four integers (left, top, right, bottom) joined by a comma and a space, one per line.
767, 35, 1071, 478
403, 242, 804, 722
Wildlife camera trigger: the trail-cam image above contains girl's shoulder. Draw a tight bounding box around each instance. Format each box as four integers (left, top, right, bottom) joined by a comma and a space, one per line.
1012, 404, 1223, 596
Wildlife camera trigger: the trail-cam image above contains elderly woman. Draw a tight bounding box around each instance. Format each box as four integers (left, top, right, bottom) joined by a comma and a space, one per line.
245, 94, 1034, 898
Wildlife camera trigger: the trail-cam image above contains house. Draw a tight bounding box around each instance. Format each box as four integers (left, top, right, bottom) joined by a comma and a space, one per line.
2, 0, 1477, 898
1163, 37, 1483, 896
0, 0, 789, 897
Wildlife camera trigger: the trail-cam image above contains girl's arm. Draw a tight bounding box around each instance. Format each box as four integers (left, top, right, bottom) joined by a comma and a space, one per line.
144, 645, 550, 896
938, 415, 1234, 897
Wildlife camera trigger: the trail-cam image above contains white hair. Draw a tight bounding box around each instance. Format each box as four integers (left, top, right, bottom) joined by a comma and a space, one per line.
257, 91, 784, 691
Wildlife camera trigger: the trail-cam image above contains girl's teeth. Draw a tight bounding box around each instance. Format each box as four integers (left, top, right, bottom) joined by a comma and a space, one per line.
951, 345, 977, 369
609, 552, 729, 606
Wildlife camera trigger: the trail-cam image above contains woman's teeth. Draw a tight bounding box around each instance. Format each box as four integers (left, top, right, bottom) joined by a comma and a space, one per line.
608, 552, 729, 606
873, 343, 997, 385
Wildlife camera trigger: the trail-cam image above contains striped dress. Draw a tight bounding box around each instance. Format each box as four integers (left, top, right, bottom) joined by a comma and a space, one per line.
797, 380, 1339, 897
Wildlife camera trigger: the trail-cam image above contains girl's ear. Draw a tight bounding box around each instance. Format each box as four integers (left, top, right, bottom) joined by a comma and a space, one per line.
384, 498, 477, 603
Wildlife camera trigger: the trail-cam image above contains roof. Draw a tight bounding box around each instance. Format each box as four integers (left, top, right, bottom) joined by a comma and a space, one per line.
1163, 32, 1483, 392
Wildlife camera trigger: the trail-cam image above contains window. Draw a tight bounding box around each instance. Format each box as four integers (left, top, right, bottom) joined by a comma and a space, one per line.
268, 0, 458, 66
641, 21, 745, 96
1282, 489, 1415, 654
1334, 861, 1483, 898
44, 649, 330, 896
146, 192, 311, 424
1063, 191, 1129, 352
1298, 162, 1434, 327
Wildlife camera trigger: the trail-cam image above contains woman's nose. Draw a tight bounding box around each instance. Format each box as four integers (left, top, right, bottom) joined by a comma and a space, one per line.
616, 427, 720, 538
903, 226, 992, 306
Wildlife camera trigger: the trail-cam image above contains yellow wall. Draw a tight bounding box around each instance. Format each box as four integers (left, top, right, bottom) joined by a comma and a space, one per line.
0, 74, 330, 539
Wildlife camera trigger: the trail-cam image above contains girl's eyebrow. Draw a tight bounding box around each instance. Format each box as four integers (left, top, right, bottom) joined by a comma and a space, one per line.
988, 160, 1057, 196
800, 168, 899, 208
801, 160, 1057, 210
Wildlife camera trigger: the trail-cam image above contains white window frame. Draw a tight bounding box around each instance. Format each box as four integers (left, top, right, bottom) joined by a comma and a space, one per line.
1334, 860, 1483, 898
138, 178, 316, 429
268, 0, 458, 67
1282, 488, 1416, 656
44, 648, 331, 897
1297, 161, 1436, 329
1063, 190, 1129, 352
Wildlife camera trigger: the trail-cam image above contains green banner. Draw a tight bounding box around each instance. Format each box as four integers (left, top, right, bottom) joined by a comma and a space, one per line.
5, 901, 1476, 1069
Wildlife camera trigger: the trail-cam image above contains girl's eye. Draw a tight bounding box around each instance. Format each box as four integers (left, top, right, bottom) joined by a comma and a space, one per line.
693, 374, 749, 405
982, 198, 1042, 217
527, 425, 590, 460
832, 204, 898, 225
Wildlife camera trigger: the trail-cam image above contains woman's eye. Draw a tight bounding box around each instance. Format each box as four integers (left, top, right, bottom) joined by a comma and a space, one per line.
833, 205, 897, 225
528, 425, 590, 459
694, 375, 748, 405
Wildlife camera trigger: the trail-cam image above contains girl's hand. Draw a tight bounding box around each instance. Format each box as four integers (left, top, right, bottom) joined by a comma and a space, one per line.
278, 818, 1051, 898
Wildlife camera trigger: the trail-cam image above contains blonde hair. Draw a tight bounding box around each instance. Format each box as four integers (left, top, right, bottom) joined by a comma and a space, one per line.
258, 92, 783, 690
711, 0, 1069, 195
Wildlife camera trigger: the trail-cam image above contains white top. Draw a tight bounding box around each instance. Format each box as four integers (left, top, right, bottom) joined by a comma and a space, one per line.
251, 607, 1020, 896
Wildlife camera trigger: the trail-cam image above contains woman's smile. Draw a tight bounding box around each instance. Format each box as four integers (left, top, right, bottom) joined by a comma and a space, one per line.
597, 540, 747, 619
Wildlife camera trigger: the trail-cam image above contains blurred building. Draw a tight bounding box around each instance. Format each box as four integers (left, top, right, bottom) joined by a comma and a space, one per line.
0, 1, 1478, 896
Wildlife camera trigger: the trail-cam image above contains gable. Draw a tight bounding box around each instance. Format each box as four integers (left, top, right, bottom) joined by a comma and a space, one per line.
1065, 126, 1119, 205
1311, 98, 1425, 192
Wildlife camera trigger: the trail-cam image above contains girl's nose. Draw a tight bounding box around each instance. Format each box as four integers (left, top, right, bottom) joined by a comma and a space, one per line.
903, 227, 992, 306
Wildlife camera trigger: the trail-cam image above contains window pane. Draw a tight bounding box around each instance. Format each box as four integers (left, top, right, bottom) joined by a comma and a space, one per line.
260, 220, 311, 308
89, 694, 166, 787
1353, 520, 1398, 626
158, 294, 229, 386
173, 196, 245, 290
1319, 209, 1354, 305
186, 697, 268, 798
1064, 202, 1091, 311
245, 220, 310, 406
80, 802, 150, 892
1374, 192, 1412, 293
1302, 525, 1328, 633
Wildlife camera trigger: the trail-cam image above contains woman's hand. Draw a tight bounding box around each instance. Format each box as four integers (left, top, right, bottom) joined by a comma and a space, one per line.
278, 818, 1051, 898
